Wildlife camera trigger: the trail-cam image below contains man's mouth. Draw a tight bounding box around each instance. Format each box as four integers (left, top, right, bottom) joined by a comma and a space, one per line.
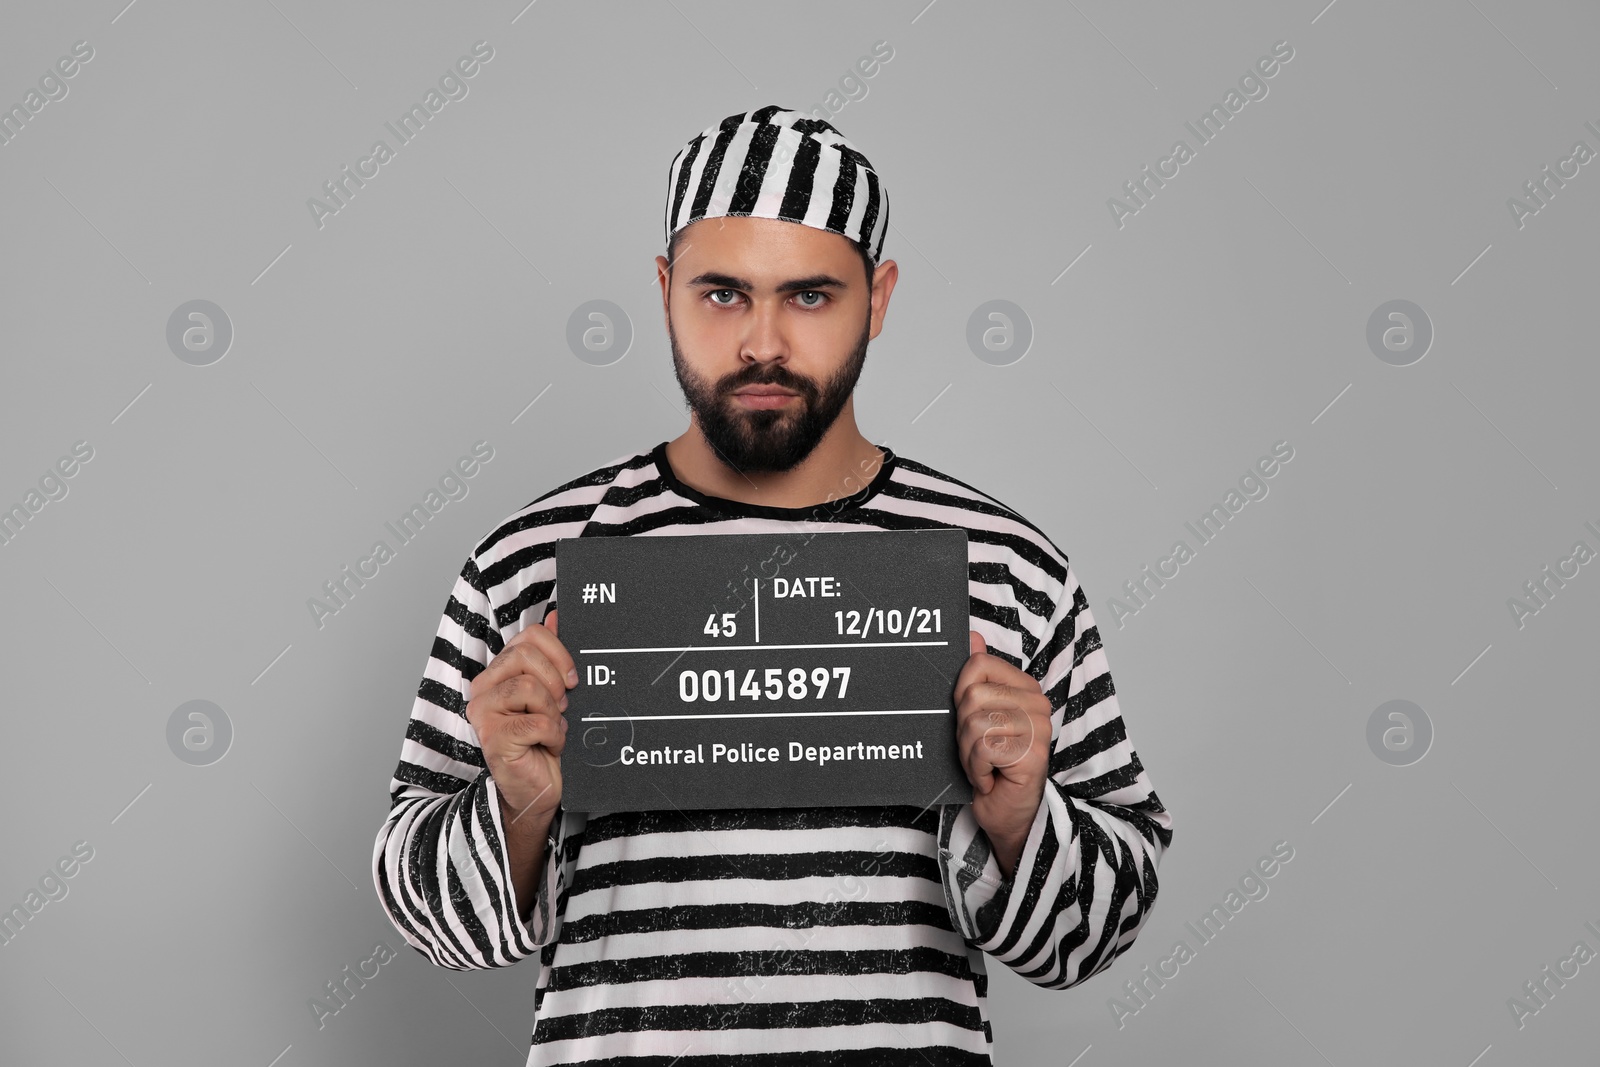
731, 386, 800, 409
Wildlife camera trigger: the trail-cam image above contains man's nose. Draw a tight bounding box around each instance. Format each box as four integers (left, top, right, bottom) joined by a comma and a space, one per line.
740, 301, 789, 364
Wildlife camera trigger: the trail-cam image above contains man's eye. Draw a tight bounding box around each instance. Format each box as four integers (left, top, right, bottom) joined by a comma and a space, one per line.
708, 289, 740, 305
795, 291, 826, 308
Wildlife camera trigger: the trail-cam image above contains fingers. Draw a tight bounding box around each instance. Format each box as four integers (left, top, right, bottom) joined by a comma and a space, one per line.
964, 716, 1024, 792
462, 611, 572, 819
471, 615, 578, 704
475, 688, 568, 766
953, 651, 1052, 793
953, 632, 1052, 796
952, 640, 1044, 713
497, 706, 568, 756
971, 685, 1052, 734
466, 670, 568, 746
512, 614, 577, 687
959, 702, 1039, 789
966, 733, 997, 793
470, 674, 568, 820
491, 672, 567, 719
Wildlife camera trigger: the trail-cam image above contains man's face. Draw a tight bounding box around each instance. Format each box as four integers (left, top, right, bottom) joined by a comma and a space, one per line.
659, 217, 886, 474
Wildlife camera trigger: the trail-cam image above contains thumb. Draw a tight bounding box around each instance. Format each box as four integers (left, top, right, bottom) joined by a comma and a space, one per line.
969, 629, 986, 657
545, 608, 558, 638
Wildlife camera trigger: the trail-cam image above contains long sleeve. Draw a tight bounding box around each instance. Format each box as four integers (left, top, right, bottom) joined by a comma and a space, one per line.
371, 555, 571, 970
938, 559, 1173, 989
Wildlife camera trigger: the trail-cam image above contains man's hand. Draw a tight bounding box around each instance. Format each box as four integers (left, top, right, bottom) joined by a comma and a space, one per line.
953, 630, 1053, 878
466, 608, 576, 829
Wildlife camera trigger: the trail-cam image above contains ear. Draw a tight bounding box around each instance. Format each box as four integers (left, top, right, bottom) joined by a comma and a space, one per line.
655, 255, 672, 320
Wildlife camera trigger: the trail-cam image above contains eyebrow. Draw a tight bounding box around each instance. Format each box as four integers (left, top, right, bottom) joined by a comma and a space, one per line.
683, 271, 851, 293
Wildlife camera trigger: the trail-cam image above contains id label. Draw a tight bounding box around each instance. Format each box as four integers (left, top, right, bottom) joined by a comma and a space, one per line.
554, 528, 974, 812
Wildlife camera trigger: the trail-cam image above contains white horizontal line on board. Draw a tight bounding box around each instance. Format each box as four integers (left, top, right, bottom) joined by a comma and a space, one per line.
578, 640, 950, 653
579, 708, 950, 721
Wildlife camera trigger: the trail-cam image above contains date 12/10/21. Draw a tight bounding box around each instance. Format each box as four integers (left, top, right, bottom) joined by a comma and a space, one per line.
837, 606, 941, 638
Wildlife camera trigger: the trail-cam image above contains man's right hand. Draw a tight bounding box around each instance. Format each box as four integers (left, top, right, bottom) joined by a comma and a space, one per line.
466, 608, 575, 828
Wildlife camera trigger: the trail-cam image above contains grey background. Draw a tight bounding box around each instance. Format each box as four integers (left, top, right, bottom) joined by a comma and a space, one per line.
2, 1, 1595, 1064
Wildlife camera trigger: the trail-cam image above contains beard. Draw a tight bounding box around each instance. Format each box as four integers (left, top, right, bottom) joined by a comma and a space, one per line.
668, 312, 870, 474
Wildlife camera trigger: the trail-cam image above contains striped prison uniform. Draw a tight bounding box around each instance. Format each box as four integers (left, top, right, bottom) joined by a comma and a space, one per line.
372, 441, 1173, 1064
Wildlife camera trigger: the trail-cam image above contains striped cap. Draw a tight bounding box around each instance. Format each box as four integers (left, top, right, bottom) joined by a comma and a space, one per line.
664, 104, 889, 264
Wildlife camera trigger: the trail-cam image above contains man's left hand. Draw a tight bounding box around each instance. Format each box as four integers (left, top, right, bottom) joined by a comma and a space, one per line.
953, 630, 1054, 878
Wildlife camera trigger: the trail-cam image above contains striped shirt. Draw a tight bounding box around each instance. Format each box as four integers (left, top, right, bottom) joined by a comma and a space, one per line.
372, 441, 1174, 1064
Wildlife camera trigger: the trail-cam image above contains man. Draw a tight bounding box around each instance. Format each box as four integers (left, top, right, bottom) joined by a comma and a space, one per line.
373, 104, 1173, 1064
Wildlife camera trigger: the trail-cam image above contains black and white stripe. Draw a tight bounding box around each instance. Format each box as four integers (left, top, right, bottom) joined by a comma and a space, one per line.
665, 104, 890, 265
372, 443, 1174, 1065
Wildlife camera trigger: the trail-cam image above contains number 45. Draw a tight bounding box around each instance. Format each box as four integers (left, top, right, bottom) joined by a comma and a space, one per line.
704, 612, 737, 638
